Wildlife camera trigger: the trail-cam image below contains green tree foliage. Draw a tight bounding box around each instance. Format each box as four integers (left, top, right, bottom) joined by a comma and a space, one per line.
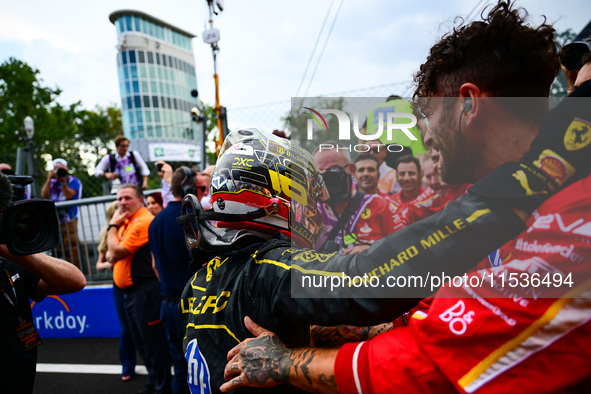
0, 57, 122, 196
203, 103, 220, 165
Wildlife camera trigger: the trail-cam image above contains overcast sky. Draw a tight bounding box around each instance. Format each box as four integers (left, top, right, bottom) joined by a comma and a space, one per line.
1, 0, 589, 119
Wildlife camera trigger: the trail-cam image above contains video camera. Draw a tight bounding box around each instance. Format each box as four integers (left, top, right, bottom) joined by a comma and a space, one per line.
0, 175, 60, 255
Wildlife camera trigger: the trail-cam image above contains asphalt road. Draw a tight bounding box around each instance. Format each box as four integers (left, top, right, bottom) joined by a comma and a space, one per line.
33, 337, 149, 394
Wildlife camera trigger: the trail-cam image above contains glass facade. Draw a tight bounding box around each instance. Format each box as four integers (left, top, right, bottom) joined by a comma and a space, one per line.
117, 48, 198, 140
111, 11, 201, 162
114, 15, 192, 51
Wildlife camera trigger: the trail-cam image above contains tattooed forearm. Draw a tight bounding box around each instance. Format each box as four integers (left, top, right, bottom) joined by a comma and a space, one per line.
311, 324, 375, 347
240, 334, 293, 385
287, 348, 340, 393
319, 373, 337, 388
292, 348, 317, 385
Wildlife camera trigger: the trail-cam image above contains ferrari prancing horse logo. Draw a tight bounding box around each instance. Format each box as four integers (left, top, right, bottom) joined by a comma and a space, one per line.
564, 118, 591, 151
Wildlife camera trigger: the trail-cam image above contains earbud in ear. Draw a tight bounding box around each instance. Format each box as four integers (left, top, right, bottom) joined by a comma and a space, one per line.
463, 98, 473, 113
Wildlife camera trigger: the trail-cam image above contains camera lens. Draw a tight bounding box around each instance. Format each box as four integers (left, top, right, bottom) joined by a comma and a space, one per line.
13, 211, 40, 243
56, 168, 68, 177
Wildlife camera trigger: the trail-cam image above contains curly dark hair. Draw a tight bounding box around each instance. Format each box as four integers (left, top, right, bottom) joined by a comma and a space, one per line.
413, 1, 559, 98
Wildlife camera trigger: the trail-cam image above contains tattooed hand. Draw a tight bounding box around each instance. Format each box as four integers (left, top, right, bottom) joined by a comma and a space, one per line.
221, 316, 292, 392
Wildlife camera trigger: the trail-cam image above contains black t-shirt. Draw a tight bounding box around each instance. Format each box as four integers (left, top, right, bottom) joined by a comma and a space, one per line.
0, 259, 42, 394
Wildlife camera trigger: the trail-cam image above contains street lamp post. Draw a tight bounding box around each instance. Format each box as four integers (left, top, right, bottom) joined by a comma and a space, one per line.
15, 116, 38, 197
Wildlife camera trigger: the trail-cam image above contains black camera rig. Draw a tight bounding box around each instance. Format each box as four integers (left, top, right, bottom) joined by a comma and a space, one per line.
0, 174, 60, 255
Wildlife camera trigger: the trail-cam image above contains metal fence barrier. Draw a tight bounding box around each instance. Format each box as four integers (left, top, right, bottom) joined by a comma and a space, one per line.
52, 189, 161, 284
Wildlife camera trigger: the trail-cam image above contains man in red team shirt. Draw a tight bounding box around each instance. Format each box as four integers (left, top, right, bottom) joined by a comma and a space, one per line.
390, 155, 424, 206
219, 1, 591, 392
422, 156, 444, 194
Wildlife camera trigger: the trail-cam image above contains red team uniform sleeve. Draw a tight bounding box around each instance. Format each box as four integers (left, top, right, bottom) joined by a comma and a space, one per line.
336, 175, 591, 393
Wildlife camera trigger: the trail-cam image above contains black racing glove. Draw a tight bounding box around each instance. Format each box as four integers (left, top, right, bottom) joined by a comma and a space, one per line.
469, 79, 591, 212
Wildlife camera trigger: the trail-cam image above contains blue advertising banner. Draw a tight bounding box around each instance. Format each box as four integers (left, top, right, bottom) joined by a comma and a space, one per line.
31, 284, 119, 338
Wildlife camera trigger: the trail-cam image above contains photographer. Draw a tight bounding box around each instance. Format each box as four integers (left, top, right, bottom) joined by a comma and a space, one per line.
1, 173, 86, 394
41, 158, 82, 268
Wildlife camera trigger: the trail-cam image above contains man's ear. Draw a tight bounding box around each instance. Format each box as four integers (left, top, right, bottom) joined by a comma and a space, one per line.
458, 83, 482, 117
346, 162, 356, 175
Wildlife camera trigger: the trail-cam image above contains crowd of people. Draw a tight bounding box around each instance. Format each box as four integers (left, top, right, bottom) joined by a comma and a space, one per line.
2, 1, 591, 394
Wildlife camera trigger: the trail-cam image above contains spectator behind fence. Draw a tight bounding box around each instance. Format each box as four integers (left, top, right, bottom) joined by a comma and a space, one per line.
107, 184, 171, 393
96, 200, 137, 382
146, 192, 164, 216
41, 158, 82, 268
156, 161, 174, 207
149, 167, 199, 394
94, 135, 150, 193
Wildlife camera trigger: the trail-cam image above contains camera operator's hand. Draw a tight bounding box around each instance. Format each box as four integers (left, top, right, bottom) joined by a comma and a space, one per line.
55, 173, 67, 184
47, 169, 56, 179
0, 244, 86, 297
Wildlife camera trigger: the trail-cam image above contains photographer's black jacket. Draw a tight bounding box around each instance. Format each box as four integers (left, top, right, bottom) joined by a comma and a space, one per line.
0, 259, 43, 394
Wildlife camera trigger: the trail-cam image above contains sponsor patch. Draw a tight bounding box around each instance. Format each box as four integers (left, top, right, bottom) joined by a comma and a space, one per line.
564, 118, 591, 151
361, 208, 371, 219
532, 149, 575, 187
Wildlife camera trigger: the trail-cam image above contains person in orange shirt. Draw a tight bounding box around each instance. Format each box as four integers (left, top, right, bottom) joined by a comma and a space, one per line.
107, 183, 171, 394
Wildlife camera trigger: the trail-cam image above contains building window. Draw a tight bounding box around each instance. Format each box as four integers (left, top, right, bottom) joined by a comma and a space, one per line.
152, 96, 159, 108
147, 51, 154, 64
156, 53, 160, 65
131, 65, 138, 79
138, 50, 145, 63
129, 50, 136, 64
132, 80, 139, 94
143, 96, 150, 107
134, 95, 141, 108
122, 51, 128, 65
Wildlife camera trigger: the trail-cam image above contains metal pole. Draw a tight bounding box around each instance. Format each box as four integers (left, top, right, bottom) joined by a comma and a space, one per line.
206, 0, 224, 156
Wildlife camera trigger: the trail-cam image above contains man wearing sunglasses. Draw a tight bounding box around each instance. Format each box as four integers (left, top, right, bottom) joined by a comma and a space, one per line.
313, 144, 398, 255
